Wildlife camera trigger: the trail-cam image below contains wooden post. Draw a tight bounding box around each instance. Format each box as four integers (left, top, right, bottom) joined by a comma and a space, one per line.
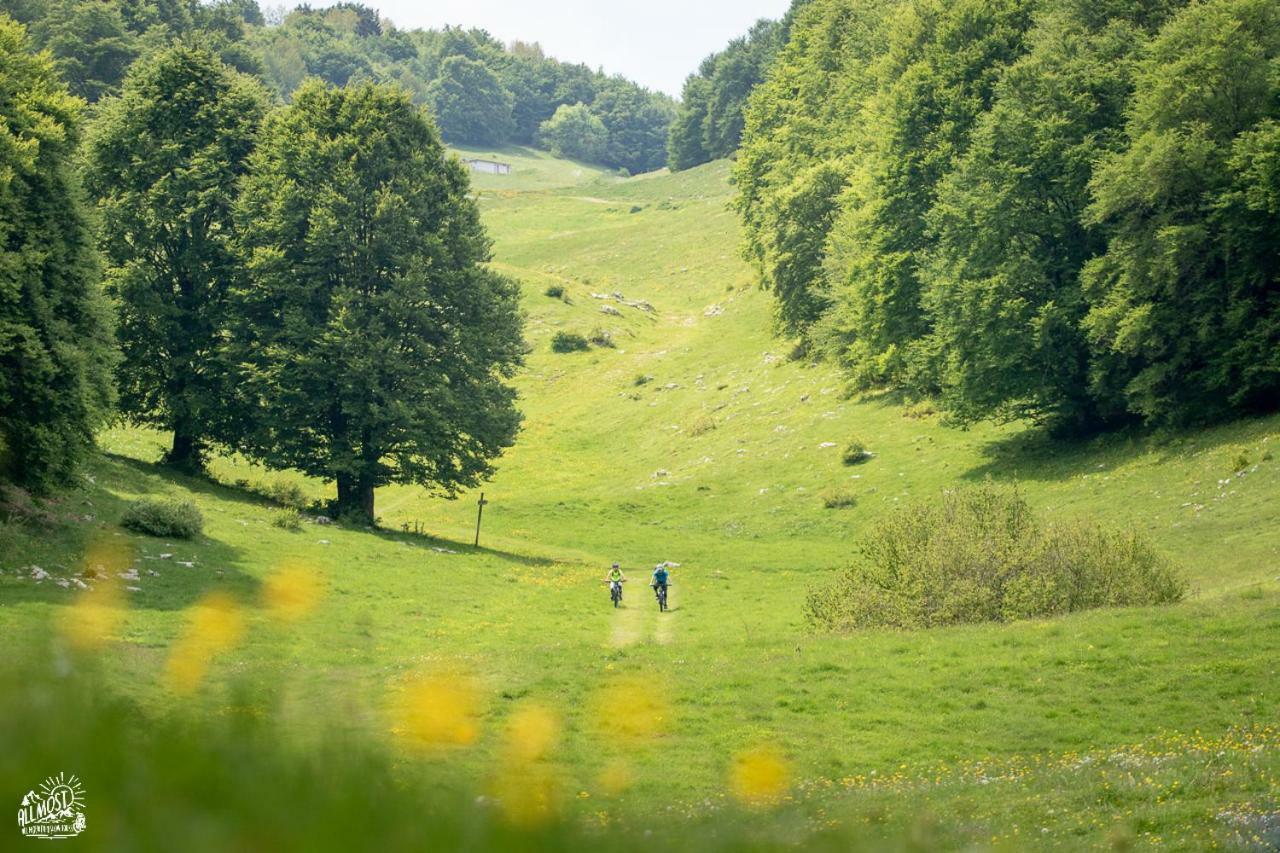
474, 492, 488, 548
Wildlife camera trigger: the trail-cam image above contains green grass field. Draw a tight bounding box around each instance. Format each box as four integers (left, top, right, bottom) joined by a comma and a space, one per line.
2, 146, 1278, 850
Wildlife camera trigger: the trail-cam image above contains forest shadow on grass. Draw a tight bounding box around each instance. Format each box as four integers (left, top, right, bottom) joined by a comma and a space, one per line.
960, 413, 1280, 486
1, 453, 260, 612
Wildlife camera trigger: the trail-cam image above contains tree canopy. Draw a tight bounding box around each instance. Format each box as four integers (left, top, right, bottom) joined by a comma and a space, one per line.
734, 0, 1280, 432
230, 81, 525, 519
0, 15, 115, 491
85, 43, 268, 472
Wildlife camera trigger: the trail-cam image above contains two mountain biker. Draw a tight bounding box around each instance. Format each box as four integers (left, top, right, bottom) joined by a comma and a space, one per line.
603, 561, 671, 609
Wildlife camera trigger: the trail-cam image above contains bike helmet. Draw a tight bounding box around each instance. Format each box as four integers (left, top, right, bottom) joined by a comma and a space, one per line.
612, 562, 620, 568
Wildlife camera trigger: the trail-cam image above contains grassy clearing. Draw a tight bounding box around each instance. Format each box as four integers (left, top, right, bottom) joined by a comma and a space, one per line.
2, 156, 1279, 848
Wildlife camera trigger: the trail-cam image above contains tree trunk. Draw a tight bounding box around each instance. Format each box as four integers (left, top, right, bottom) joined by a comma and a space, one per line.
335, 474, 376, 522
165, 428, 205, 474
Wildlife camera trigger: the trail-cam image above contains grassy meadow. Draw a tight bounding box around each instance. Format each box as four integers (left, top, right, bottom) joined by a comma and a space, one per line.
2, 149, 1278, 850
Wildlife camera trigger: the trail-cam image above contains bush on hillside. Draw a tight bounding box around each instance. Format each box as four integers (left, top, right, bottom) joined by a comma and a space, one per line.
687, 416, 716, 437
806, 484, 1185, 631
550, 331, 590, 353
819, 486, 856, 509
544, 284, 565, 299
271, 508, 302, 531
121, 498, 203, 539
841, 437, 870, 465
588, 327, 615, 348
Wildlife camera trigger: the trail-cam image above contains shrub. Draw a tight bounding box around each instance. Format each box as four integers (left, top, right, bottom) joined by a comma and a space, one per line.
261, 481, 307, 510
819, 487, 856, 509
688, 416, 716, 437
1232, 452, 1250, 473
271, 508, 302, 531
550, 331, 589, 353
842, 437, 870, 465
121, 498, 203, 539
634, 374, 653, 386
588, 327, 615, 348
544, 284, 565, 299
806, 484, 1185, 631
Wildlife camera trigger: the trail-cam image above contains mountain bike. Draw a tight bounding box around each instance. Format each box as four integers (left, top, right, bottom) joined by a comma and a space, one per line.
608, 579, 625, 608
654, 582, 669, 612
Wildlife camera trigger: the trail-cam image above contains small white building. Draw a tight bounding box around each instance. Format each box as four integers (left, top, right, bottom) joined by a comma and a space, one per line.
462, 158, 511, 176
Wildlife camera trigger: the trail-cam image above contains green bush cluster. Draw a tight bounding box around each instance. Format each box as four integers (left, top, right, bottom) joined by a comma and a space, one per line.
841, 437, 870, 465
806, 484, 1186, 631
121, 498, 204, 539
550, 331, 590, 353
544, 284, 565, 299
819, 486, 856, 509
271, 508, 303, 531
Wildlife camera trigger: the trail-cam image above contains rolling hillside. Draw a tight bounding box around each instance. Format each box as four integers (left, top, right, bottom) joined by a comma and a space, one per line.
2, 146, 1278, 849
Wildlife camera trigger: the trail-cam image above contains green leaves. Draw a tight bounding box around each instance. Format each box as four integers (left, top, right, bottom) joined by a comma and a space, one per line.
0, 16, 115, 490
229, 81, 523, 518
738, 0, 1280, 432
85, 43, 267, 470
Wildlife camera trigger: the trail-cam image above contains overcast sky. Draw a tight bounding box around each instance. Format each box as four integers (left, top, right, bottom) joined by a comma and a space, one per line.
285, 0, 793, 97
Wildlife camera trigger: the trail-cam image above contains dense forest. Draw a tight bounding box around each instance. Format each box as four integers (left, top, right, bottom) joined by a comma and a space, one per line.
731, 0, 1280, 434
0, 0, 675, 173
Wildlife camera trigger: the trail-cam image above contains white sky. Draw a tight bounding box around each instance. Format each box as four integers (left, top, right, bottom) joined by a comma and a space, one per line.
286, 0, 793, 97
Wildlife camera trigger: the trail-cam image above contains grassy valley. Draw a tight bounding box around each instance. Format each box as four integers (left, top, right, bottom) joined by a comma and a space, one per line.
2, 148, 1279, 850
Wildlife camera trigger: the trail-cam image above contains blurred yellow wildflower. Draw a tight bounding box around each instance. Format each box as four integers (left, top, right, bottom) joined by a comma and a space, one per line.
591, 675, 671, 741
61, 583, 125, 650
503, 702, 559, 762
596, 758, 634, 796
164, 592, 246, 695
59, 536, 134, 649
398, 674, 481, 747
730, 746, 790, 807
490, 761, 560, 828
261, 562, 324, 621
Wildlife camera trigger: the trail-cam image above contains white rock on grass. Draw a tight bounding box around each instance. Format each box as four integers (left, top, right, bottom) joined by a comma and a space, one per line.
819, 442, 837, 448
30, 566, 49, 580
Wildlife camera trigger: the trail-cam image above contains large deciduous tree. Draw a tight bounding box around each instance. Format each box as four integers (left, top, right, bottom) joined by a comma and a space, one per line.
232, 80, 524, 520
85, 43, 267, 472
426, 54, 515, 145
0, 16, 116, 491
537, 102, 607, 163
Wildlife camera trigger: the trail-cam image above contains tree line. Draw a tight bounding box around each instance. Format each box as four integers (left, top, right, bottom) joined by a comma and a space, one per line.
733, 0, 1280, 434
0, 0, 676, 175
0, 16, 524, 519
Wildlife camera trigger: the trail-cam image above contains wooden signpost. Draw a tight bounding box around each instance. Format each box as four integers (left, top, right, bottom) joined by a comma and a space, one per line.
474, 492, 488, 547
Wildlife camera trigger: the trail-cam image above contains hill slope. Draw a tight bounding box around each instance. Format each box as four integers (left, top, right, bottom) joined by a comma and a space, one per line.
2, 147, 1279, 848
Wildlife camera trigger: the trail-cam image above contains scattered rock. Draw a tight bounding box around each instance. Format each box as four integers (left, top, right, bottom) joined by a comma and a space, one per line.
159, 553, 173, 560
314, 516, 332, 526
30, 566, 49, 581
318, 539, 331, 545
653, 470, 669, 479
819, 442, 837, 448
176, 562, 194, 568
703, 304, 723, 317
55, 579, 70, 589
600, 305, 622, 316
126, 586, 142, 592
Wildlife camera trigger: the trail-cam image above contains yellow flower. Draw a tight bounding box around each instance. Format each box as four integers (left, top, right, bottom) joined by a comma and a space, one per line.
596, 758, 634, 796
490, 761, 560, 828
60, 536, 134, 649
164, 592, 246, 695
61, 583, 125, 650
398, 674, 481, 747
591, 675, 671, 741
261, 562, 324, 621
730, 746, 790, 807
503, 702, 559, 762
